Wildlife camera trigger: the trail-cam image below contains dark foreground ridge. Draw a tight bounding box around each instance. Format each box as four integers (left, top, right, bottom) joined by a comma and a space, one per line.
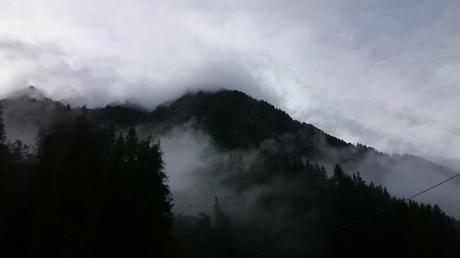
0, 87, 460, 258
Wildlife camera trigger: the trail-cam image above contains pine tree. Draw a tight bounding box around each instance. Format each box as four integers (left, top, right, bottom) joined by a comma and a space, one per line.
0, 104, 5, 145
30, 118, 173, 258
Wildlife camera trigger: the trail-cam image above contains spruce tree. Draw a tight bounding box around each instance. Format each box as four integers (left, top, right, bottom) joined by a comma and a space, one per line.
0, 104, 5, 145
30, 118, 172, 258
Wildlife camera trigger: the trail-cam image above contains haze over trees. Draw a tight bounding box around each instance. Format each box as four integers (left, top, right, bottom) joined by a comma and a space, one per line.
0, 88, 460, 258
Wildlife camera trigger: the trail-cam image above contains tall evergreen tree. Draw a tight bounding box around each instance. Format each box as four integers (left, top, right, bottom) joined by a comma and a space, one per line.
0, 104, 5, 145
29, 117, 172, 258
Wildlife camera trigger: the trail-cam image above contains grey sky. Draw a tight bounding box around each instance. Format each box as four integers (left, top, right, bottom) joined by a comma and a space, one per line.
0, 0, 459, 160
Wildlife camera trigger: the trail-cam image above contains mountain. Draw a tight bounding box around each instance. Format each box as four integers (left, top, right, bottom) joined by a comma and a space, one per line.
98, 90, 460, 216
2, 87, 459, 215
7, 85, 48, 101
149, 90, 303, 149
1, 87, 72, 143
2, 87, 460, 258
0, 88, 392, 152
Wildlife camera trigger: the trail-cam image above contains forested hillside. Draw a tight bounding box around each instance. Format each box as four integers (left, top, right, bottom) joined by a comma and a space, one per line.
0, 111, 172, 257
1, 88, 460, 257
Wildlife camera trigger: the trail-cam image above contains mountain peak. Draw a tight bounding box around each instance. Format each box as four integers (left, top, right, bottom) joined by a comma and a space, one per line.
151, 89, 304, 149
8, 85, 48, 101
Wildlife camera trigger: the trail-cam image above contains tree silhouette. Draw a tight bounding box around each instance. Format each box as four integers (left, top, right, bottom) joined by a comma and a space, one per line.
27, 117, 172, 258
0, 104, 5, 145
2, 92, 460, 258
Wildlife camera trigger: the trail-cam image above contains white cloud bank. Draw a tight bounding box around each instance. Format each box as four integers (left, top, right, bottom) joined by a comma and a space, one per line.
0, 0, 460, 161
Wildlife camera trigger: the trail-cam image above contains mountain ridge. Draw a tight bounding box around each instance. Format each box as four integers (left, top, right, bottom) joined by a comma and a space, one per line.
2, 86, 460, 217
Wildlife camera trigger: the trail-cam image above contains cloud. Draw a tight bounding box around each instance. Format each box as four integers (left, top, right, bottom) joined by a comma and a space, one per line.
0, 0, 460, 161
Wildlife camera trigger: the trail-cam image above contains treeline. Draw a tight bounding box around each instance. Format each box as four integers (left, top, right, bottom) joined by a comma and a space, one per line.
1, 102, 460, 258
174, 151, 460, 258
0, 106, 172, 258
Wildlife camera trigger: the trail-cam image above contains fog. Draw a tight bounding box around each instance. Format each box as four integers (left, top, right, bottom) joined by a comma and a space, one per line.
2, 88, 460, 219
160, 125, 224, 215
155, 123, 460, 219
2, 2, 460, 257
351, 152, 460, 218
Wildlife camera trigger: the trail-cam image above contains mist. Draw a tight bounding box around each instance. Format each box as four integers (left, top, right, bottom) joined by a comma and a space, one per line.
156, 121, 460, 220
157, 125, 324, 257
2, 1, 460, 257
3, 88, 460, 219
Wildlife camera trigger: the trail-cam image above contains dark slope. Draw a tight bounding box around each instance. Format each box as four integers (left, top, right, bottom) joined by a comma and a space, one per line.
150, 90, 303, 149
144, 91, 460, 209
149, 90, 350, 150
2, 88, 460, 212
0, 90, 74, 144
1, 88, 350, 150
2, 88, 456, 173
13, 88, 454, 216
2, 87, 460, 258
3, 87, 458, 174
91, 104, 149, 127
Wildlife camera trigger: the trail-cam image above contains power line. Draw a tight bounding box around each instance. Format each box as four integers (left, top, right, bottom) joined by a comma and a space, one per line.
407, 173, 460, 199
320, 172, 460, 238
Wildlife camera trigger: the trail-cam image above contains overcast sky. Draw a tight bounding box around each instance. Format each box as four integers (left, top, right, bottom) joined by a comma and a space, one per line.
0, 0, 459, 161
